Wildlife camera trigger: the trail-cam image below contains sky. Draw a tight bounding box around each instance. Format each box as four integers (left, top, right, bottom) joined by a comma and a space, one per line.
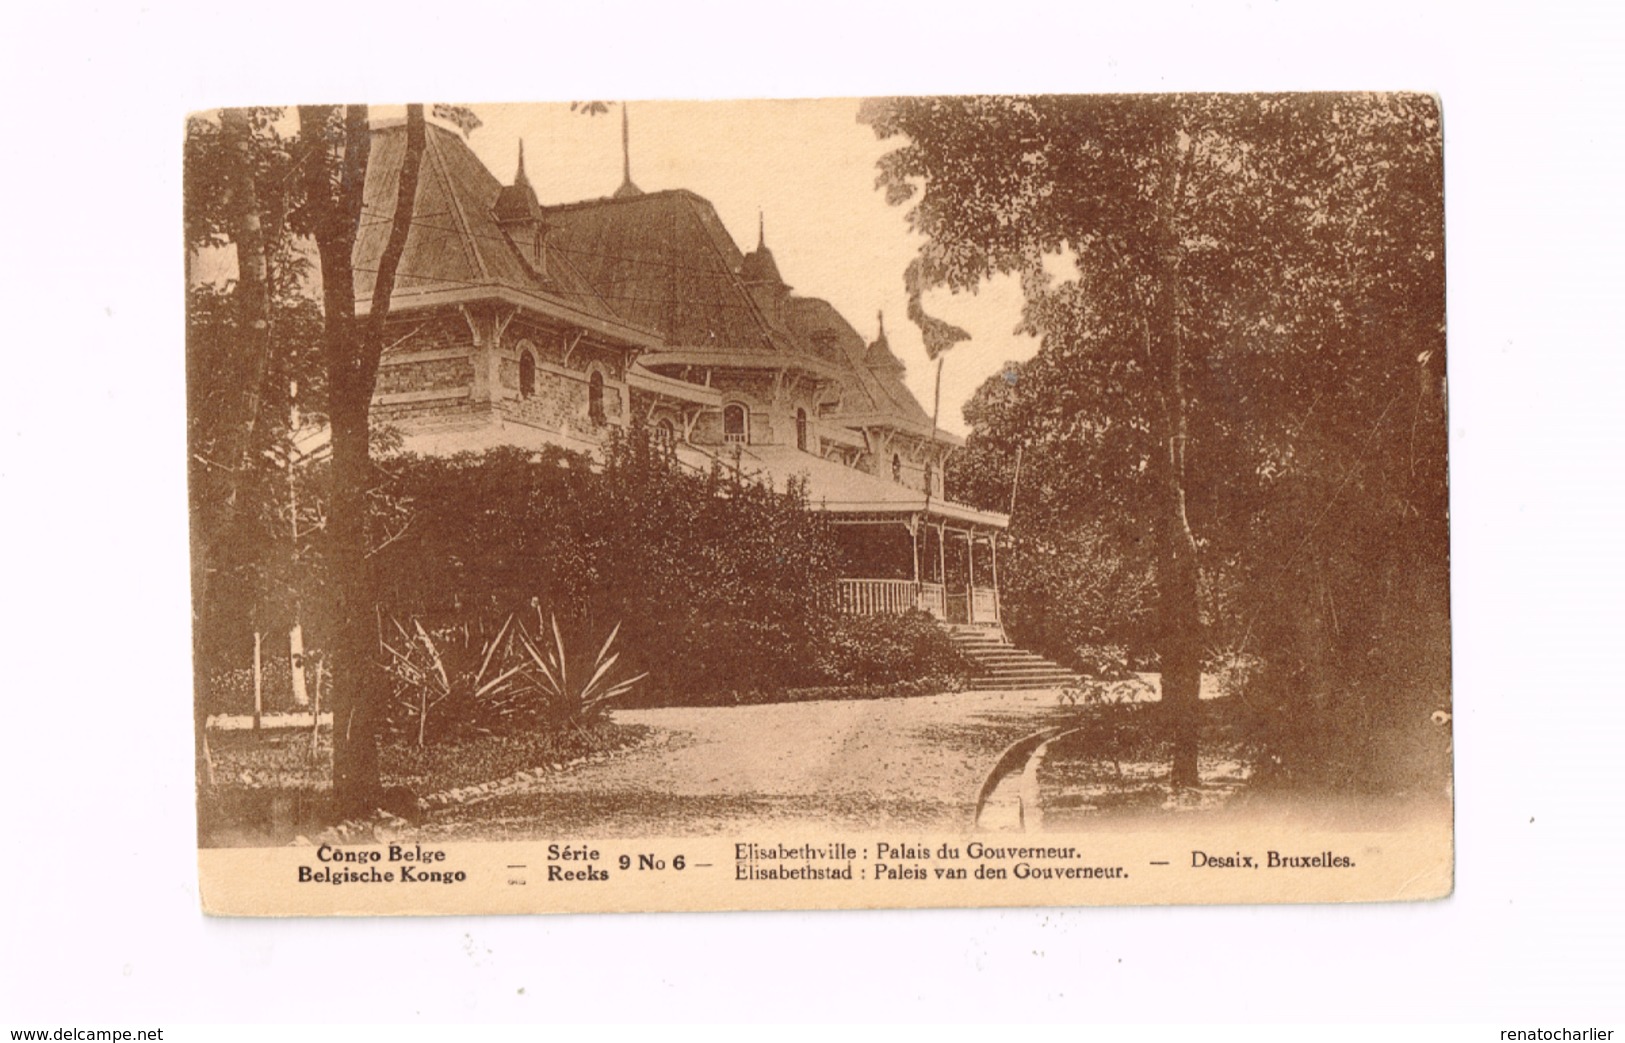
441, 100, 1039, 436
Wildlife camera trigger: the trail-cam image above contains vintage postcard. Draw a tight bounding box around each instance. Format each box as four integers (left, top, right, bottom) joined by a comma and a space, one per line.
188, 95, 1451, 916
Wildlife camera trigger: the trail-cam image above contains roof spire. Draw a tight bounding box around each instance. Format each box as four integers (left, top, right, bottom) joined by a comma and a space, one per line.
866, 311, 904, 370
740, 209, 786, 288
613, 102, 644, 199
514, 139, 530, 188
494, 137, 544, 222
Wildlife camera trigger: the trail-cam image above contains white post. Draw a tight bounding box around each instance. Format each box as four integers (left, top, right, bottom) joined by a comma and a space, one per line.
309, 655, 323, 758
289, 624, 309, 707
252, 630, 263, 731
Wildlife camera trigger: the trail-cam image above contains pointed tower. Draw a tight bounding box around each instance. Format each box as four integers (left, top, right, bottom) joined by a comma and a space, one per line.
613, 102, 643, 199
740, 211, 791, 325
865, 310, 905, 371
493, 140, 551, 267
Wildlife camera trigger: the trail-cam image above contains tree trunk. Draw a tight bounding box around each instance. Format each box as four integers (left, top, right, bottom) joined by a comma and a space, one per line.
298, 103, 425, 818
1149, 130, 1203, 790
327, 387, 380, 812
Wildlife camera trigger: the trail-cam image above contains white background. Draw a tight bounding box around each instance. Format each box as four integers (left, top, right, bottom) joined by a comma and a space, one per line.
1, 0, 1621, 1027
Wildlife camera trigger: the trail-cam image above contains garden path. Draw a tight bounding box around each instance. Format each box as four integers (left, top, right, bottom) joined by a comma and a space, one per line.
418, 689, 1085, 840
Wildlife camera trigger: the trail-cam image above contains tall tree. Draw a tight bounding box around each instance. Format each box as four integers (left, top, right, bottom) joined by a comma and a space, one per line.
865, 95, 1445, 789
295, 103, 426, 815
185, 107, 300, 782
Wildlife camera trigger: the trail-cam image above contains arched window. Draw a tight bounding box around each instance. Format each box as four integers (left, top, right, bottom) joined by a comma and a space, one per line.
588, 370, 606, 425
656, 416, 677, 447
892, 453, 903, 482
795, 408, 808, 452
724, 403, 748, 444
519, 350, 536, 399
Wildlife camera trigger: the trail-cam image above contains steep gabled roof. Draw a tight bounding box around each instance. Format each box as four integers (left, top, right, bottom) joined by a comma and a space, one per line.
354, 123, 657, 347
787, 298, 880, 407
786, 299, 941, 436
544, 189, 802, 358
787, 297, 868, 373
543, 172, 952, 442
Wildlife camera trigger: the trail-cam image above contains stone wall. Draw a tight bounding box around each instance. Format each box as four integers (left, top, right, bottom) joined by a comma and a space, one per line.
382, 313, 471, 357
372, 314, 477, 405
375, 356, 475, 396
367, 307, 638, 449
500, 328, 627, 443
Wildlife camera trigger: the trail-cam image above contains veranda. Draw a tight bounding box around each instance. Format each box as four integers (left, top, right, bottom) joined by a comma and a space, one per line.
832, 512, 1003, 627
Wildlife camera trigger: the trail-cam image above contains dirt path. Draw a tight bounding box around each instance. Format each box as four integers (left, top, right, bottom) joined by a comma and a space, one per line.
420, 689, 1083, 840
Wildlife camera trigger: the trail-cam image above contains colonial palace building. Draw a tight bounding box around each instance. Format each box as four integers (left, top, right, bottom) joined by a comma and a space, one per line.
355, 118, 1009, 629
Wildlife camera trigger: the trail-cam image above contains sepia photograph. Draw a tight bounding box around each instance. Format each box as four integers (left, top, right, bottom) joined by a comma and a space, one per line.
185, 94, 1450, 914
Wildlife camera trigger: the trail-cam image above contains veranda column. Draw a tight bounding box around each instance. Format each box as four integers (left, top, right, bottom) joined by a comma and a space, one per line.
911, 515, 921, 585
937, 521, 948, 618
989, 531, 1002, 627
910, 515, 921, 611
964, 528, 976, 623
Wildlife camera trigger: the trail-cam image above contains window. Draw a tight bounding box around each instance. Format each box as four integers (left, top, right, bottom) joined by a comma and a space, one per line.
724, 403, 748, 444
588, 370, 606, 425
796, 408, 808, 452
519, 350, 536, 399
892, 453, 902, 482
924, 461, 935, 495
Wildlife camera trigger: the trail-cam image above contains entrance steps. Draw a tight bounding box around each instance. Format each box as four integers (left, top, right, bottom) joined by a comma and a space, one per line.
942, 625, 1081, 691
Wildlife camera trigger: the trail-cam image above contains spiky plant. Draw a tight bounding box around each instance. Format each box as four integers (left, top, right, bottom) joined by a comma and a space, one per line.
381, 615, 527, 746
517, 613, 648, 725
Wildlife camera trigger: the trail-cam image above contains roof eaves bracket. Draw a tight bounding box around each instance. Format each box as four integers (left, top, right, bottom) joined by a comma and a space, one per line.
561, 327, 586, 368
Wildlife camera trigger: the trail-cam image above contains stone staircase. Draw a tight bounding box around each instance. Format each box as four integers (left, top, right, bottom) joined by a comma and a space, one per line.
944, 625, 1082, 691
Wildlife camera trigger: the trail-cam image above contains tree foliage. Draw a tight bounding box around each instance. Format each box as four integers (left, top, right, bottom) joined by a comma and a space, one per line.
185, 107, 322, 777
870, 94, 1447, 789
187, 103, 426, 812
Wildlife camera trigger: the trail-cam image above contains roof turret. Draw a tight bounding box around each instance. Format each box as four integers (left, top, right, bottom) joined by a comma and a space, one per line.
865, 311, 906, 370
739, 211, 787, 288
493, 139, 546, 222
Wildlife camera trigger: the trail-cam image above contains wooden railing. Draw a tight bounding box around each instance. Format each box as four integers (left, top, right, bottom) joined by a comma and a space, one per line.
916, 582, 945, 620
838, 579, 999, 624
838, 579, 918, 616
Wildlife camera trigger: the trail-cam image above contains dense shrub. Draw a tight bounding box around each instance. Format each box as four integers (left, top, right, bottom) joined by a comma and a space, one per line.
808, 611, 971, 688
204, 432, 981, 716
364, 436, 849, 706
631, 612, 971, 705
987, 522, 1159, 673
